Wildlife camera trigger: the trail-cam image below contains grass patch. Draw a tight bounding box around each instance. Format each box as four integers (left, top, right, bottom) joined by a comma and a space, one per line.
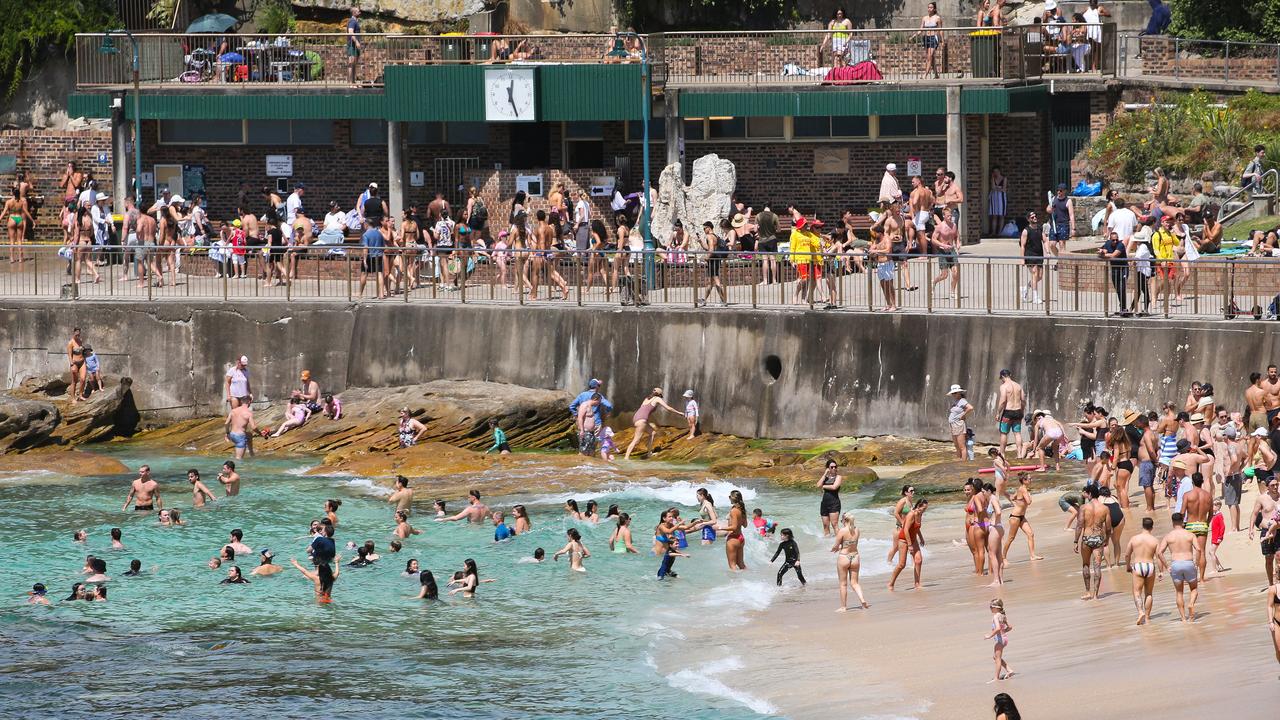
1223, 213, 1280, 240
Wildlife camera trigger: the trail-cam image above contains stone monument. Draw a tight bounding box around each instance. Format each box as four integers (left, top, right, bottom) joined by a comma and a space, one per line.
650, 154, 736, 245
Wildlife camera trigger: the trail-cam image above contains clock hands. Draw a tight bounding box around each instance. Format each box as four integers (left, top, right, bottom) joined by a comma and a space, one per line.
507, 79, 518, 117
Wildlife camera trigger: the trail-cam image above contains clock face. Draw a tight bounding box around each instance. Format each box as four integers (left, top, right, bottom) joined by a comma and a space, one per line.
484, 68, 536, 122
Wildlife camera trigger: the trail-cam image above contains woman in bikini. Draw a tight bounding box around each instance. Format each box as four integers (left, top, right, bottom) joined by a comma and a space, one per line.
1268, 579, 1280, 664
915, 2, 943, 79
887, 485, 916, 567
988, 447, 1011, 502
1002, 473, 1044, 565
4, 187, 32, 263
982, 482, 1006, 587
623, 388, 680, 460
888, 499, 928, 591
963, 479, 987, 575
608, 513, 638, 554
72, 205, 101, 286
1031, 411, 1067, 471
696, 487, 719, 544
1100, 486, 1126, 567
66, 328, 87, 404
831, 511, 869, 611
719, 490, 749, 571
985, 598, 1015, 682
290, 556, 340, 604
552, 528, 590, 572
512, 504, 532, 534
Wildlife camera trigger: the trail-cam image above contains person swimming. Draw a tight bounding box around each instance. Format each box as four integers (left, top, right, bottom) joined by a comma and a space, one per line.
552, 528, 590, 572
221, 566, 251, 584
414, 570, 439, 600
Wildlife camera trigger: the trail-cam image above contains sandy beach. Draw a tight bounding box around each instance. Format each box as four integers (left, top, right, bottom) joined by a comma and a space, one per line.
666, 481, 1278, 719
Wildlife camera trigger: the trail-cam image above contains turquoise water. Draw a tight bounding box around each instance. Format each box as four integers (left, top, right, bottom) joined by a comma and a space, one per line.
0, 450, 900, 719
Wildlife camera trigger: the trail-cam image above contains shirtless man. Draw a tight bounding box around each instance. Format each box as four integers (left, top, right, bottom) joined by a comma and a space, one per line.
439, 489, 489, 523
136, 211, 159, 288
1074, 484, 1111, 600
1137, 414, 1160, 511
218, 461, 241, 497
122, 465, 163, 512
298, 370, 321, 411
1123, 516, 1161, 625
227, 529, 253, 557
188, 469, 217, 507
224, 403, 256, 460
1265, 364, 1280, 427
995, 370, 1026, 458
1182, 474, 1212, 580
1249, 477, 1280, 586
1247, 372, 1269, 457
1157, 513, 1202, 622
869, 205, 899, 312
388, 475, 414, 517
531, 210, 569, 300
1223, 417, 1248, 532
250, 549, 284, 576
908, 176, 936, 251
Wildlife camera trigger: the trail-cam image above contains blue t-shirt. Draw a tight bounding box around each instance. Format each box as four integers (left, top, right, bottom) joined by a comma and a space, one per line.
569, 389, 613, 427
361, 228, 385, 257
85, 354, 100, 373
310, 535, 336, 565
494, 523, 514, 542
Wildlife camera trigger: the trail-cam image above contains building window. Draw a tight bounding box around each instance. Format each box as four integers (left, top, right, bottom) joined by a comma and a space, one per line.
351, 120, 387, 146
707, 117, 746, 139
290, 120, 334, 144
683, 119, 705, 141
563, 122, 604, 169
793, 116, 872, 139
352, 121, 444, 146
158, 120, 244, 144
410, 122, 445, 145
878, 114, 945, 138
246, 120, 291, 145
792, 116, 831, 138
625, 120, 666, 142
446, 122, 489, 145
831, 116, 871, 137
747, 116, 785, 138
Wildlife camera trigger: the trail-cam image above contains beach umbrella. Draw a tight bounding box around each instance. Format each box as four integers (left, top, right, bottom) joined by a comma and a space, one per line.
186, 13, 238, 34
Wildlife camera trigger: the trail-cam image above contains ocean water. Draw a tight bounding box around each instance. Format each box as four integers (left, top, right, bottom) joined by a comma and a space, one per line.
0, 451, 903, 720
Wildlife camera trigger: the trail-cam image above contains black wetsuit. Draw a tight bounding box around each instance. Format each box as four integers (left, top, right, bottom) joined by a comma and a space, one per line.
772, 538, 806, 586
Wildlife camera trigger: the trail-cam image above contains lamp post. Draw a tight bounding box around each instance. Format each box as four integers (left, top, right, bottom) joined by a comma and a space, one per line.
621, 31, 654, 291
99, 30, 142, 204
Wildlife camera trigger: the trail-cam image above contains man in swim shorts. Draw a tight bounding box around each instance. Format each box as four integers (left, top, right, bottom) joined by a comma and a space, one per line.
1135, 413, 1160, 511
1264, 364, 1280, 427
1124, 516, 1160, 625
122, 465, 162, 512
908, 175, 936, 252
1157, 512, 1201, 622
1246, 371, 1269, 434
224, 402, 256, 459
1249, 478, 1280, 586
995, 370, 1026, 458
1075, 484, 1110, 600
1182, 473, 1212, 579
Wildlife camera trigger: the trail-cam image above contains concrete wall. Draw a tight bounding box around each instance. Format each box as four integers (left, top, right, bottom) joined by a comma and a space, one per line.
1, 301, 1273, 441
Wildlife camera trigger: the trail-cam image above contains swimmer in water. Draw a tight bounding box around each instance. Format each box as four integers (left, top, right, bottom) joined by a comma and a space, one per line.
832, 511, 869, 611
251, 549, 283, 577
393, 510, 421, 539
564, 499, 583, 520
208, 557, 222, 570
189, 469, 218, 508
433, 500, 446, 518
388, 476, 414, 518
221, 566, 250, 584
93, 585, 107, 602
228, 529, 252, 557
696, 487, 719, 545
525, 548, 546, 563
582, 500, 600, 524
402, 559, 420, 577
85, 558, 109, 584
717, 490, 749, 571
28, 583, 50, 605
169, 509, 183, 526
217, 461, 240, 497
123, 559, 142, 576
609, 513, 638, 553
290, 556, 340, 603
73, 529, 87, 543
414, 570, 439, 600
110, 528, 124, 550
122, 465, 163, 512
656, 509, 692, 579
448, 559, 494, 597
552, 528, 591, 572
511, 504, 532, 534
324, 499, 341, 527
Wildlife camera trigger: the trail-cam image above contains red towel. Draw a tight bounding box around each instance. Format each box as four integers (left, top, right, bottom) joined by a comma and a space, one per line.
823, 61, 884, 84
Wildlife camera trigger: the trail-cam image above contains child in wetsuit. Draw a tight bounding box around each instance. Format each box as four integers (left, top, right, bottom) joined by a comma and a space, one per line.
771, 528, 806, 586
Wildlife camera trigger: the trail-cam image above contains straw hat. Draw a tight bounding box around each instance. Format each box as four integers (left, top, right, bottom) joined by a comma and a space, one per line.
1121, 410, 1140, 425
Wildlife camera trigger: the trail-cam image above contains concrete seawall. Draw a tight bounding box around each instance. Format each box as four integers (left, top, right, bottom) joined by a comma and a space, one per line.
1, 301, 1274, 441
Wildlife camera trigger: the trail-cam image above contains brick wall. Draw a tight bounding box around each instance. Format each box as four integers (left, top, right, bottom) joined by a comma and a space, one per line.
987, 112, 1050, 225
0, 129, 114, 241
1139, 36, 1280, 83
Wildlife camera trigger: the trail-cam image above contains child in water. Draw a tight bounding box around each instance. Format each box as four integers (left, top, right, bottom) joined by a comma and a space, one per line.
552, 529, 590, 572
599, 426, 616, 462
984, 598, 1015, 682
752, 508, 776, 537
434, 500, 446, 518
770, 528, 806, 586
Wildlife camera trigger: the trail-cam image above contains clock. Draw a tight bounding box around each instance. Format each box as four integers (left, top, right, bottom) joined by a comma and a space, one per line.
484, 68, 536, 122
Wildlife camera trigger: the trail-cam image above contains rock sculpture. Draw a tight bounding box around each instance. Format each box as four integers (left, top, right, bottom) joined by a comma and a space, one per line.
650, 154, 736, 245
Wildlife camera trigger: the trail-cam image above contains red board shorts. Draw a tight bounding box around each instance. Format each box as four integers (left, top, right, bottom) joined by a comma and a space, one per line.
797, 264, 823, 280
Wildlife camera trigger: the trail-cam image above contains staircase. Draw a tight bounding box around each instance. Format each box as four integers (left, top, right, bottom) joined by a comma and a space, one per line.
1218, 169, 1278, 225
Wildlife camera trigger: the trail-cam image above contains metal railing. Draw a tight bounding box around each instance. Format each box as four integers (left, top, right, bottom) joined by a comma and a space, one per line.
73, 25, 1119, 89
1122, 33, 1280, 87
2, 244, 1276, 321
1219, 168, 1279, 224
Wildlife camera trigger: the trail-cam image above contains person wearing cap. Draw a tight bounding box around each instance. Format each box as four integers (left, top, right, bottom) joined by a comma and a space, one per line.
789, 216, 824, 306
251, 549, 284, 576
225, 356, 252, 409
946, 385, 973, 459
878, 163, 901, 204
569, 379, 613, 435
1045, 182, 1075, 260
28, 583, 50, 605
682, 389, 699, 441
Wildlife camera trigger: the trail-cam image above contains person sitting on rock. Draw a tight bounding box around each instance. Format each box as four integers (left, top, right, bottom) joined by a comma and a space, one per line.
271, 394, 311, 438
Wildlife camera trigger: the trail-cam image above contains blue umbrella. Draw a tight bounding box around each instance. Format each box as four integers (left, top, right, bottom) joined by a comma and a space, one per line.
186, 13, 238, 33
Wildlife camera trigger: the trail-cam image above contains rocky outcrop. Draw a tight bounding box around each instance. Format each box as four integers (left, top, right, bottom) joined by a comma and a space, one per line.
875, 460, 1081, 503
291, 0, 486, 23
651, 154, 736, 244
0, 449, 129, 476
0, 374, 137, 451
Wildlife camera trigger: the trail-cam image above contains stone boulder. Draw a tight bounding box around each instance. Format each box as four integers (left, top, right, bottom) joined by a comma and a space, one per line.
651, 154, 736, 244
0, 449, 129, 476
0, 394, 60, 451
6, 375, 138, 446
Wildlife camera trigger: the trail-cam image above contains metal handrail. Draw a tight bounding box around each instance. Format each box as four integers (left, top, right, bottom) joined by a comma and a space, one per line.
1218, 168, 1278, 223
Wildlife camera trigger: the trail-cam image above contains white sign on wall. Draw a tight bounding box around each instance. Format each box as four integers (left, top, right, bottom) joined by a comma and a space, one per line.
409, 171, 425, 187
516, 174, 544, 197
139, 172, 155, 188
907, 157, 922, 177
266, 155, 293, 177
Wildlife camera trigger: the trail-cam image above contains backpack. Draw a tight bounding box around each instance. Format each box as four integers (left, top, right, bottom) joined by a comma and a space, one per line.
469, 198, 488, 229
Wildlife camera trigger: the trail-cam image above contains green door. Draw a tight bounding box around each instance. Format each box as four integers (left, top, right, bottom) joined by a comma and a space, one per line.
1051, 124, 1089, 190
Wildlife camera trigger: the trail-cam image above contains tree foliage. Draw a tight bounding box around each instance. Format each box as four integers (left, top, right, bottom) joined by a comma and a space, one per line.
1169, 0, 1280, 43
1, 0, 118, 101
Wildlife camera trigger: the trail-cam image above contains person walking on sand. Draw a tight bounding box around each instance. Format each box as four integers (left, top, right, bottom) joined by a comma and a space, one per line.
832, 511, 869, 611
1002, 473, 1044, 564
624, 388, 680, 460
984, 599, 1015, 683
1075, 484, 1111, 601
1157, 512, 1201, 622
995, 370, 1026, 459
888, 485, 916, 568
552, 528, 590, 572
889, 499, 928, 591
1124, 516, 1161, 625
817, 459, 843, 536
981, 482, 1007, 587
1182, 473, 1212, 580
947, 385, 974, 459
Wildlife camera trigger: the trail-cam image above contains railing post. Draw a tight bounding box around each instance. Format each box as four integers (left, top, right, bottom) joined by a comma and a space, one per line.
1224, 40, 1230, 82
692, 258, 700, 307
32, 252, 38, 296
346, 255, 352, 301
460, 257, 467, 304
867, 261, 873, 311
576, 256, 583, 306
1164, 273, 1171, 318
223, 265, 228, 301
1226, 261, 1235, 318
1103, 264, 1110, 317
985, 258, 992, 314
751, 259, 758, 309
925, 256, 933, 313
1193, 268, 1199, 315
1072, 262, 1079, 313
516, 254, 524, 305
147, 266, 153, 302
1175, 37, 1181, 78
662, 261, 669, 304
1045, 262, 1052, 316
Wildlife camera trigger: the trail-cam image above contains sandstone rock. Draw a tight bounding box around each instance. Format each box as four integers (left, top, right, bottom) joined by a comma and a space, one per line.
0, 394, 60, 451
290, 0, 486, 23
0, 449, 129, 476
651, 154, 736, 244
313, 440, 496, 478
7, 375, 137, 446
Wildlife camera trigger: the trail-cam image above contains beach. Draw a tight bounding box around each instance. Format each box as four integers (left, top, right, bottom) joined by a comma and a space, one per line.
674, 482, 1278, 719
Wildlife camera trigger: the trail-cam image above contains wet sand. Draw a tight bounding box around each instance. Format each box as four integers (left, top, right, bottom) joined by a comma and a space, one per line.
672, 482, 1278, 719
